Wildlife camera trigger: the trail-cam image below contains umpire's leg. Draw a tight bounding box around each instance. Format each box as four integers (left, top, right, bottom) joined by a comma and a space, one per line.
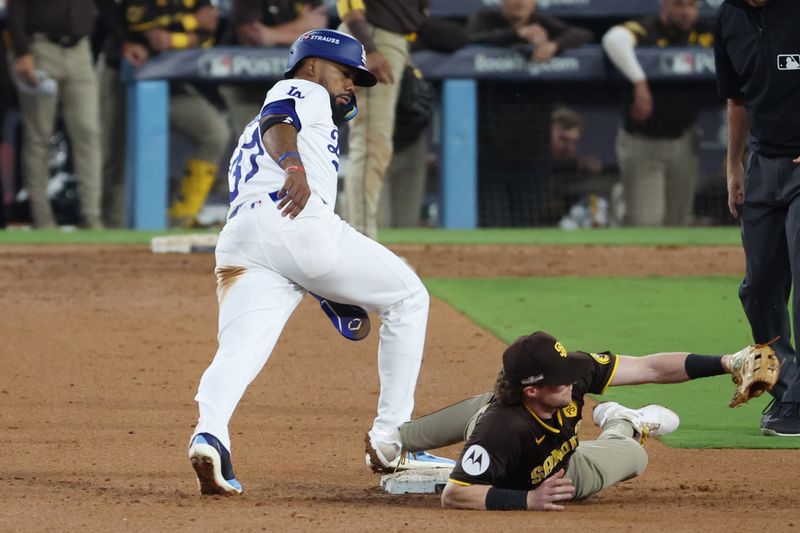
739, 153, 798, 401
566, 419, 648, 500
778, 159, 800, 404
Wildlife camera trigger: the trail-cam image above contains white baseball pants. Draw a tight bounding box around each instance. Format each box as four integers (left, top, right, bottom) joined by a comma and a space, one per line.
192, 194, 429, 453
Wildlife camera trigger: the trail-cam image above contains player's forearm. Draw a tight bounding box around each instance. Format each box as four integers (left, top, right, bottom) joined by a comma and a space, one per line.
441, 482, 492, 510
341, 9, 377, 53
726, 98, 749, 166
602, 26, 645, 83
612, 352, 733, 386
262, 123, 302, 169
623, 352, 692, 384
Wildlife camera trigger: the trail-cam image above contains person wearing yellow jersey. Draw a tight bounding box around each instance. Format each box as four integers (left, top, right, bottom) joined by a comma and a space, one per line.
125, 0, 231, 227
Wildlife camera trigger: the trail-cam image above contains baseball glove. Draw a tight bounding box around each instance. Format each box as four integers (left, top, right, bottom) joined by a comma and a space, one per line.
729, 341, 781, 408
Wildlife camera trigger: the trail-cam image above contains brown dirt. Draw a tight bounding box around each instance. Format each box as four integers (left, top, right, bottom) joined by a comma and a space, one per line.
2, 244, 796, 532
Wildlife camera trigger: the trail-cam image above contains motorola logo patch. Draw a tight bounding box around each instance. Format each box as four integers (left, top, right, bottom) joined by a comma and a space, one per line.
461, 444, 490, 476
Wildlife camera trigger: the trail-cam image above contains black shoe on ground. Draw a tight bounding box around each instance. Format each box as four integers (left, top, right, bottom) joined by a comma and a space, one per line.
760, 398, 780, 428
761, 402, 800, 437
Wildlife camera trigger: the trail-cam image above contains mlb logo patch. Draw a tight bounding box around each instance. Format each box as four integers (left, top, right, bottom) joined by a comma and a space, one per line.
777, 54, 800, 70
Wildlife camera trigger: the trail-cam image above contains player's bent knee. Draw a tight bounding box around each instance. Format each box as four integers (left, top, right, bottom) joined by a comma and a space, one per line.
626, 438, 649, 476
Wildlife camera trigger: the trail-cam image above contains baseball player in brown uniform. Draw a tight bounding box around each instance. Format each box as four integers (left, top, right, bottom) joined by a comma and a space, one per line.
368, 331, 772, 511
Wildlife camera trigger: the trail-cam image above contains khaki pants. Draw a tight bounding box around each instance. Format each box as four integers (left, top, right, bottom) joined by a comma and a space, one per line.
170, 84, 231, 165
616, 127, 698, 227
17, 35, 101, 227
377, 131, 428, 228
98, 77, 230, 227
400, 393, 647, 500
98, 60, 126, 227
219, 84, 265, 142
339, 23, 409, 239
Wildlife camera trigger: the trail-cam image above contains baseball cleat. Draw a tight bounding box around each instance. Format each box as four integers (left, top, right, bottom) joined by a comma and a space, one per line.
365, 433, 456, 473
761, 402, 800, 436
189, 433, 243, 496
593, 401, 680, 438
402, 450, 457, 469
365, 433, 402, 474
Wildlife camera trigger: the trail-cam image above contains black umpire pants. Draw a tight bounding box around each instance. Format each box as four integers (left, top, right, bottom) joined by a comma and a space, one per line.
739, 152, 800, 402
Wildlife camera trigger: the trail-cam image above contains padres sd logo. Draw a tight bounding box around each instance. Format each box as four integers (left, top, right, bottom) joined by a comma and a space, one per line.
562, 402, 578, 418
126, 5, 145, 23
589, 352, 611, 365
554, 341, 567, 358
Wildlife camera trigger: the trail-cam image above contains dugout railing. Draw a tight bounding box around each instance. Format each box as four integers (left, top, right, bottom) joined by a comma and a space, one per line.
123, 44, 722, 230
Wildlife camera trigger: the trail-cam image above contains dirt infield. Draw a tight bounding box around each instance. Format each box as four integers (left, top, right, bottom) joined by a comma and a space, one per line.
2, 244, 798, 532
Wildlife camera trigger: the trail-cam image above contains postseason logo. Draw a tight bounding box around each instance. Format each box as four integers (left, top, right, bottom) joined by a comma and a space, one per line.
778, 55, 800, 71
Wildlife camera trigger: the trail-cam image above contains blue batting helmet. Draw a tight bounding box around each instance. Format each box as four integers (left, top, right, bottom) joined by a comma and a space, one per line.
285, 29, 377, 87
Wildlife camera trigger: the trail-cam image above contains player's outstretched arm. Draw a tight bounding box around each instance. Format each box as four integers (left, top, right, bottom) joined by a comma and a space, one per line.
610, 352, 734, 386
441, 471, 575, 511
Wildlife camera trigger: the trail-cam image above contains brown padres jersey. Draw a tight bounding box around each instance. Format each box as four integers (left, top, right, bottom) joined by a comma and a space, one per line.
448, 352, 618, 491
619, 15, 715, 138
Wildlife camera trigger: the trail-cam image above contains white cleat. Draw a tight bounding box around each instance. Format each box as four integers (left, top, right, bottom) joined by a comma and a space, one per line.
593, 401, 680, 438
364, 433, 456, 473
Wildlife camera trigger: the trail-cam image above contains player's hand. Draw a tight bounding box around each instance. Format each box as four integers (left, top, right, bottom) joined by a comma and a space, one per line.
517, 23, 548, 45
195, 5, 220, 32
122, 42, 149, 67
631, 80, 653, 122
366, 51, 394, 84
527, 470, 575, 511
727, 160, 745, 218
793, 155, 800, 164
277, 166, 311, 219
577, 155, 604, 174
145, 28, 172, 51
14, 54, 38, 87
532, 41, 558, 62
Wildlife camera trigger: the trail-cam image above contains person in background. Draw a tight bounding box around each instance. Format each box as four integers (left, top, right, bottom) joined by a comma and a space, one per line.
98, 1, 149, 228
337, 0, 428, 240
550, 107, 603, 177
0, 32, 12, 229
602, 0, 713, 227
221, 0, 328, 137
7, 0, 129, 228
466, 0, 593, 63
124, 0, 231, 227
467, 0, 593, 228
715, 0, 800, 436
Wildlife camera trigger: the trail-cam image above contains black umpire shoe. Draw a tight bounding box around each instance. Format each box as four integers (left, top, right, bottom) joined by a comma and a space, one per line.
761, 402, 800, 436
760, 398, 780, 428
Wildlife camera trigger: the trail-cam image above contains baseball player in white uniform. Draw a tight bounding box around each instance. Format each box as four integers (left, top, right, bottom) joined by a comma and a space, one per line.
187, 30, 438, 496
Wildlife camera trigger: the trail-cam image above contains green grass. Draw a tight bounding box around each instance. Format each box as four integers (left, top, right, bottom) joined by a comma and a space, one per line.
3, 226, 784, 448
425, 276, 799, 449
0, 226, 742, 246
379, 227, 741, 246
0, 228, 217, 245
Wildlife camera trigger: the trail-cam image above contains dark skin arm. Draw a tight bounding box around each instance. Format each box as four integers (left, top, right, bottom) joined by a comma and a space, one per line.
261, 122, 310, 218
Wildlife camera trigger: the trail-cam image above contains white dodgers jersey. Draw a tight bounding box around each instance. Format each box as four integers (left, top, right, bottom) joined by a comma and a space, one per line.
227, 78, 340, 209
